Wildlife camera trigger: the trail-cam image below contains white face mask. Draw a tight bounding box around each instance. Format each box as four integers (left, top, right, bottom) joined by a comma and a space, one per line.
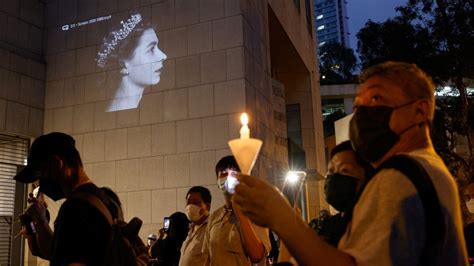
467, 199, 474, 214
186, 204, 207, 223
217, 170, 239, 194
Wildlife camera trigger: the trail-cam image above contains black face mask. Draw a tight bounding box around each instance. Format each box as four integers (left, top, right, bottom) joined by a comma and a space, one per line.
38, 158, 66, 201
349, 102, 418, 162
39, 178, 65, 201
349, 105, 398, 162
325, 173, 359, 212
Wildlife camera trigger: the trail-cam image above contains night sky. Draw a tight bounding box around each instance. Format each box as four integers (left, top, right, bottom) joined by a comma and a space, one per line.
346, 0, 408, 52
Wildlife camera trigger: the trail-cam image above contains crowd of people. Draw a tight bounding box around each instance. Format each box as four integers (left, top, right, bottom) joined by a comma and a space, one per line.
14, 61, 471, 265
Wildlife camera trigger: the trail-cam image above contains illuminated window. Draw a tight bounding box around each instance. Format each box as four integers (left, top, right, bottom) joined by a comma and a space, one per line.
317, 25, 325, 31
319, 42, 326, 47
316, 14, 323, 20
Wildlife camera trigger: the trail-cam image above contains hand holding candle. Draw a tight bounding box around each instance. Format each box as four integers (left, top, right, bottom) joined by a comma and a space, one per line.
228, 112, 262, 175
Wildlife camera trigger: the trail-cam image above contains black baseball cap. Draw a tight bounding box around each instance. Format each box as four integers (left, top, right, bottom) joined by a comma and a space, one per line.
14, 132, 78, 183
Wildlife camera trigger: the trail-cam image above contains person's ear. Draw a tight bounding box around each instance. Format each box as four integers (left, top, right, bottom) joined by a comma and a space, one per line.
52, 155, 64, 169
414, 99, 430, 123
120, 67, 129, 75
119, 61, 129, 75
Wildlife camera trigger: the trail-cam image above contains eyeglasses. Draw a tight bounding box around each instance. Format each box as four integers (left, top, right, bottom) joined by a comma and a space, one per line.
464, 193, 474, 201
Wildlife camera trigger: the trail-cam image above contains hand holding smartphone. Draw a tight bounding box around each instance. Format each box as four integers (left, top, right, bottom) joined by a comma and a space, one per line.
21, 186, 50, 235
226, 170, 239, 194
19, 214, 36, 235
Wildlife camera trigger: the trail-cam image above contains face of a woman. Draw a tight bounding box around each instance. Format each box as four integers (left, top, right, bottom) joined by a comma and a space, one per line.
123, 28, 167, 87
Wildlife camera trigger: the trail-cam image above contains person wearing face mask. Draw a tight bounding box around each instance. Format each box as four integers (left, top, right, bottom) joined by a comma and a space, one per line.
148, 234, 158, 248
179, 186, 211, 266
14, 132, 123, 265
318, 141, 373, 247
231, 62, 468, 266
202, 156, 271, 265
464, 183, 474, 262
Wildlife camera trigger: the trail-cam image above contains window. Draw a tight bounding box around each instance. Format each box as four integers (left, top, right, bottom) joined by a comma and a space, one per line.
322, 99, 346, 137
316, 14, 324, 20
0, 134, 29, 265
286, 104, 306, 169
322, 99, 345, 117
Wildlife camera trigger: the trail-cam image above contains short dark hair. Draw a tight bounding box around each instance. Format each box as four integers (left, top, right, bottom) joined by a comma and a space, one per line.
215, 156, 240, 176
330, 141, 374, 176
186, 186, 212, 204
330, 141, 354, 159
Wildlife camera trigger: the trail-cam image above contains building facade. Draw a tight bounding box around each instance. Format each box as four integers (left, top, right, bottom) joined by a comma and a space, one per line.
0, 0, 325, 264
314, 0, 350, 51
319, 83, 356, 159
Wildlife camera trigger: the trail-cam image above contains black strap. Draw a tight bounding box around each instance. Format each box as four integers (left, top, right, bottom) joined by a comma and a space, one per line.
70, 186, 123, 227
377, 155, 445, 264
72, 191, 114, 226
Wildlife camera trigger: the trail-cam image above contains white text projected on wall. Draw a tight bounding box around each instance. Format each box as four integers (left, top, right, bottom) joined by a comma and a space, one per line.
93, 12, 167, 112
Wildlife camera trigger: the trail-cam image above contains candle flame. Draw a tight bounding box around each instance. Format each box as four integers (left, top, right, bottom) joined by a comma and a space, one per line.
240, 113, 248, 126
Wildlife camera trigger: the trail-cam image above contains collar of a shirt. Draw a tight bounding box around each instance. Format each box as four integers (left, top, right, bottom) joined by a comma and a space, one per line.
191, 217, 209, 232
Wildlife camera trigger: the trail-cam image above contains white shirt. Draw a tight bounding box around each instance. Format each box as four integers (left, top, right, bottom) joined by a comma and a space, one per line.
338, 148, 468, 266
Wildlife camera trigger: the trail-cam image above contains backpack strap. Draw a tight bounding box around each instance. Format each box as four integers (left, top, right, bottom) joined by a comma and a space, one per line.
377, 154, 445, 263
71, 191, 114, 226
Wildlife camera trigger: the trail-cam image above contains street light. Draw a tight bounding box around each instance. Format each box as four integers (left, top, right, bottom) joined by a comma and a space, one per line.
285, 170, 306, 185
286, 171, 299, 184
284, 170, 309, 222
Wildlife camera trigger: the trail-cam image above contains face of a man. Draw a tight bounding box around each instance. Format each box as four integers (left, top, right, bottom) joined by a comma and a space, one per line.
32, 158, 55, 182
32, 157, 67, 201
186, 192, 209, 213
354, 76, 418, 137
217, 169, 233, 179
216, 168, 238, 205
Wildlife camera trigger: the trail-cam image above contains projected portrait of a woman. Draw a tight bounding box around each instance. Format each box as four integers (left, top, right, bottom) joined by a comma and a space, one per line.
96, 13, 167, 112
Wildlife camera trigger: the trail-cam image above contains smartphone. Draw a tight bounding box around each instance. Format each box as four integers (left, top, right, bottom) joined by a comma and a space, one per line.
19, 214, 36, 235
226, 170, 239, 194
163, 217, 170, 231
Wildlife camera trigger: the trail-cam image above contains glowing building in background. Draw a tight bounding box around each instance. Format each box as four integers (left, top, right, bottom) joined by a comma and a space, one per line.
314, 0, 350, 53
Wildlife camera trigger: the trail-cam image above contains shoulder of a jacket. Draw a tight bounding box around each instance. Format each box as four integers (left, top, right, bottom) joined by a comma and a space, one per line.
368, 167, 417, 193
63, 193, 108, 216
207, 206, 226, 225
210, 206, 225, 217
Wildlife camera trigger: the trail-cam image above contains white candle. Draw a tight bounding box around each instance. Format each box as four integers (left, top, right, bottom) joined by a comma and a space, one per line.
240, 113, 250, 139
